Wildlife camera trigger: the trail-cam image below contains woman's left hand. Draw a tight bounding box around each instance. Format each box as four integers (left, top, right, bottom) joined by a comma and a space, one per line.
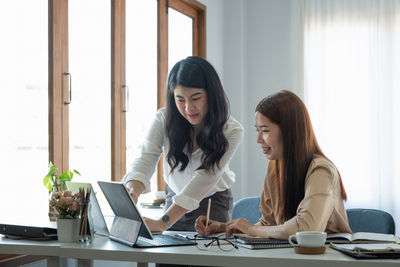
143, 217, 168, 232
225, 218, 255, 237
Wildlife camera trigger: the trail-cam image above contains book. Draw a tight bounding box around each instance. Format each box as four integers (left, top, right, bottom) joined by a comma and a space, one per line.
233, 234, 292, 249
330, 243, 400, 259
326, 232, 399, 244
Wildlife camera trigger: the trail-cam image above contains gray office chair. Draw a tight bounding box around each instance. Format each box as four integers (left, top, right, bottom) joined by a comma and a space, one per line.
232, 197, 396, 235
232, 196, 261, 224
346, 208, 395, 234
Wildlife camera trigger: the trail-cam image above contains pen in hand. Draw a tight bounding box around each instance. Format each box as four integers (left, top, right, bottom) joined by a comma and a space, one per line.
205, 198, 211, 230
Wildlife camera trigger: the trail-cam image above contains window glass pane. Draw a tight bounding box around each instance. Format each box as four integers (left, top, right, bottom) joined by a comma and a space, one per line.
126, 0, 158, 204
0, 1, 48, 220
168, 8, 193, 70
69, 1, 111, 187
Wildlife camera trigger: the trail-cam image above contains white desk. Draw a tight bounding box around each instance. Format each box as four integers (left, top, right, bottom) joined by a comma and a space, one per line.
1, 234, 400, 267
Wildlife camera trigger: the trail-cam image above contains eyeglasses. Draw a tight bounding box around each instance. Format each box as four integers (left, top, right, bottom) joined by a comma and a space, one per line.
194, 234, 239, 252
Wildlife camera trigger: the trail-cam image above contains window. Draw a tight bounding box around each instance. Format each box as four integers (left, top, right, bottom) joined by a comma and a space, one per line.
0, 0, 48, 220
168, 7, 193, 70
123, 0, 206, 195
68, 0, 112, 185
0, 0, 206, 219
125, 0, 158, 203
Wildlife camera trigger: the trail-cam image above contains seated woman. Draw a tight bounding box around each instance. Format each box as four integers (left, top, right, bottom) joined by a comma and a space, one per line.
195, 90, 352, 239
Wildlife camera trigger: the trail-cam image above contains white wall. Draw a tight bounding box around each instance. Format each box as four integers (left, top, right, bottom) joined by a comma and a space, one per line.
241, 0, 297, 198
200, 0, 297, 201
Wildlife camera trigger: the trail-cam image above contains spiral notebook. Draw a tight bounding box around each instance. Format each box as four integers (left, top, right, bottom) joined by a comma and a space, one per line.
234, 234, 292, 249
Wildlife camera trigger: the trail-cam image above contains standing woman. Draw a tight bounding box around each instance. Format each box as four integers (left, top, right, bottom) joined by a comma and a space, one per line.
123, 56, 243, 232
196, 90, 351, 238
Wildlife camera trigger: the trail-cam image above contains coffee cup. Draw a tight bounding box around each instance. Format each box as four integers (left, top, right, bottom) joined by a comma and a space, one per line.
288, 231, 327, 248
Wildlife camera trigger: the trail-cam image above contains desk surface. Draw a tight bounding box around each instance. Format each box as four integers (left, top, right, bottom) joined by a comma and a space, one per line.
1, 234, 400, 267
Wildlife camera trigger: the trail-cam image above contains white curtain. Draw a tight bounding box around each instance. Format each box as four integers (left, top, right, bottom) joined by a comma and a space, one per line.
299, 0, 400, 235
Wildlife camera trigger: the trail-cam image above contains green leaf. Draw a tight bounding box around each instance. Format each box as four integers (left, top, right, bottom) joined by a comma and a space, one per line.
43, 175, 54, 192
43, 161, 80, 192
46, 161, 58, 177
59, 170, 73, 181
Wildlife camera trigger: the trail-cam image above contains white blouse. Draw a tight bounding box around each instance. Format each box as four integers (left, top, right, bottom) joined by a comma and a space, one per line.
122, 108, 244, 211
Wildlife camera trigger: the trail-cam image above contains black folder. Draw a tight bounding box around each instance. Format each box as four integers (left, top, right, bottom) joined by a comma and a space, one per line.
0, 222, 57, 240
330, 243, 400, 259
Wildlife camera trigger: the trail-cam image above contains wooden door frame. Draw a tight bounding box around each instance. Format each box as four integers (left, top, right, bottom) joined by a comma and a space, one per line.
111, 0, 126, 181
49, 0, 69, 173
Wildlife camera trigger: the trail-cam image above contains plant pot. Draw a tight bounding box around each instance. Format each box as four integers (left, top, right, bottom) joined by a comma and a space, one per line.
56, 218, 80, 243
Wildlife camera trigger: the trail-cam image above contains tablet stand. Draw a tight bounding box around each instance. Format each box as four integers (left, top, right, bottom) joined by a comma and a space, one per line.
109, 216, 141, 247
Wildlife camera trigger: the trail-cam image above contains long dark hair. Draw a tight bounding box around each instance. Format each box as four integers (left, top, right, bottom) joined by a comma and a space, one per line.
255, 90, 347, 220
166, 56, 229, 173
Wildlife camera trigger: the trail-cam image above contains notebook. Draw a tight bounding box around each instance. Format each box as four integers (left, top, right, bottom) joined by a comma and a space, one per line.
233, 234, 292, 249
66, 181, 110, 237
97, 180, 196, 248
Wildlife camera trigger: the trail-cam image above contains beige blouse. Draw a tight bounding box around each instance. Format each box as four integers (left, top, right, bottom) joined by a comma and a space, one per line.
259, 155, 352, 236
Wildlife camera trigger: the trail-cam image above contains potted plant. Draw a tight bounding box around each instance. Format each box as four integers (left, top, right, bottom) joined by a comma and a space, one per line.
43, 161, 80, 221
49, 190, 82, 242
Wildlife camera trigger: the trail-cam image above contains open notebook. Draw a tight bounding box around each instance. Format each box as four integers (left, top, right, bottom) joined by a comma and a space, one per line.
326, 232, 399, 244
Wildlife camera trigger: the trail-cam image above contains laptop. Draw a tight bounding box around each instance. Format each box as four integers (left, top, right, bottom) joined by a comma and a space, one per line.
97, 180, 196, 248
66, 181, 110, 237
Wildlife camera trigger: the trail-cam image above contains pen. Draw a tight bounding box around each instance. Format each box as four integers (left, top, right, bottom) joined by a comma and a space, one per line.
206, 198, 211, 229
211, 241, 231, 246
175, 233, 189, 239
